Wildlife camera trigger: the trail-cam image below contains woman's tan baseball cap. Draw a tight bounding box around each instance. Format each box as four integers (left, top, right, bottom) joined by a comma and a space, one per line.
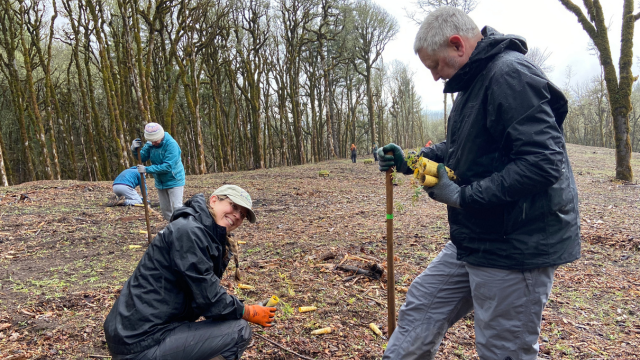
212, 185, 256, 223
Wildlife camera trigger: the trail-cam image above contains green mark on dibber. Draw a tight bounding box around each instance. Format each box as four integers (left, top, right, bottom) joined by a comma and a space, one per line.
386, 214, 393, 220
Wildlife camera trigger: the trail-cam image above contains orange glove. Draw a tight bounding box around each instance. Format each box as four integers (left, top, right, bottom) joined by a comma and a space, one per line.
242, 304, 276, 327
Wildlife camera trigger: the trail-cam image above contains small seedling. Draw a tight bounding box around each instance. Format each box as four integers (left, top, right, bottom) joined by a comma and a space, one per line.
279, 301, 295, 318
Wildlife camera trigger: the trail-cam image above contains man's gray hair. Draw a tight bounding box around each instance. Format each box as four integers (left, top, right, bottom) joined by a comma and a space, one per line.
413, 6, 480, 54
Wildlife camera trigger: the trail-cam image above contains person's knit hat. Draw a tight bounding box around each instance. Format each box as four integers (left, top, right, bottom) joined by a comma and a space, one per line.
212, 185, 256, 223
144, 123, 164, 142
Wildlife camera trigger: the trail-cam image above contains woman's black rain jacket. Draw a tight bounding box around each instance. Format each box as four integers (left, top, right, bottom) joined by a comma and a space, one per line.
103, 194, 244, 355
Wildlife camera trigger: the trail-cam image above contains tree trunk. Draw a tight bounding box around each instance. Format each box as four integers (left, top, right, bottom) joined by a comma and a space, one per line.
320, 47, 337, 158
128, 0, 152, 123
63, 0, 102, 180
210, 75, 228, 172
117, 0, 149, 129
0, 121, 13, 185
0, 130, 8, 186
176, 54, 205, 174
19, 13, 53, 180
86, 0, 126, 175
83, 37, 110, 180
2, 57, 35, 182
366, 64, 376, 147
559, 0, 633, 181
612, 108, 634, 180
30, 1, 62, 180
63, 66, 81, 180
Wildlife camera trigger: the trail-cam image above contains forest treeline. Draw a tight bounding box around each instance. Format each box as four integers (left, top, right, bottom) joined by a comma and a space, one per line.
0, 0, 638, 186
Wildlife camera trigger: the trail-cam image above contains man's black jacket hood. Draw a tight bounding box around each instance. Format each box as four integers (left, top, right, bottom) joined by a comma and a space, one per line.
421, 27, 580, 270
445, 26, 527, 93
104, 194, 244, 355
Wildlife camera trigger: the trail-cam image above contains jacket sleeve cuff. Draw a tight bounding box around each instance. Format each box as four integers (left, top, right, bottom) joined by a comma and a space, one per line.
459, 186, 470, 208
401, 161, 414, 175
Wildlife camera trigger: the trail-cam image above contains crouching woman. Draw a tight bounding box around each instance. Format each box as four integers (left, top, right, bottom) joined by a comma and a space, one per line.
103, 185, 275, 360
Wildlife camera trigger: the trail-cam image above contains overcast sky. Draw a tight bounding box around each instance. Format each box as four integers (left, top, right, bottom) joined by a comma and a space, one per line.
372, 0, 640, 110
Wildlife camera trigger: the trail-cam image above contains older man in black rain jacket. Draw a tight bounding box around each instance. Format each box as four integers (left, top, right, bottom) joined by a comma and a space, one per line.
378, 6, 580, 360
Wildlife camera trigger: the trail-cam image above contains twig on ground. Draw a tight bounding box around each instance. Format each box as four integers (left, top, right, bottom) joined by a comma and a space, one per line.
88, 355, 111, 359
365, 295, 387, 307
253, 332, 314, 360
349, 274, 362, 285
336, 264, 384, 280
347, 254, 376, 263
335, 253, 349, 269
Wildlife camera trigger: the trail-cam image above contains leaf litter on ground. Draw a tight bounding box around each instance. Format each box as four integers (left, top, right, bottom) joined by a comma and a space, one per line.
0, 144, 639, 359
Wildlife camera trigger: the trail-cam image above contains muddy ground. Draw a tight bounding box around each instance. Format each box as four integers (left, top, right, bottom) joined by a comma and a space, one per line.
0, 143, 639, 359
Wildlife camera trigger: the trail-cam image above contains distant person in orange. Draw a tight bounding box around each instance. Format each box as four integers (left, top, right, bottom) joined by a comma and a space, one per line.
426, 140, 433, 147
350, 144, 357, 163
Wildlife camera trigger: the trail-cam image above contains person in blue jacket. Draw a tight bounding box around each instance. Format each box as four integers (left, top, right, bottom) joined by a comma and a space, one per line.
107, 167, 148, 206
130, 123, 186, 220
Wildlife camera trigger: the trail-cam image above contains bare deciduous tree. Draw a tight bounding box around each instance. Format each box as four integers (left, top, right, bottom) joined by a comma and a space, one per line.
405, 0, 479, 24
559, 0, 636, 181
526, 47, 554, 75
351, 0, 398, 148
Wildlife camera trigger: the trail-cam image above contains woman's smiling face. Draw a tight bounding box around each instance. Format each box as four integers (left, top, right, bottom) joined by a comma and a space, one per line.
209, 195, 248, 232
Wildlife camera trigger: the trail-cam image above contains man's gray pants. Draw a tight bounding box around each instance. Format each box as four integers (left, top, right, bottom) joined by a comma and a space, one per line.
113, 185, 142, 206
383, 241, 555, 360
157, 186, 183, 221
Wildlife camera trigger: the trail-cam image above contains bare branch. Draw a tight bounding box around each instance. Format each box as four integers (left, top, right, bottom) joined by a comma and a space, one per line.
558, 0, 598, 40
404, 0, 478, 24
525, 47, 554, 74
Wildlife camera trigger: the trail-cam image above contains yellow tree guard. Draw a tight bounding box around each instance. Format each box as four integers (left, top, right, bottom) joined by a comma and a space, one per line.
265, 296, 280, 307
298, 306, 317, 313
413, 158, 457, 187
311, 327, 331, 335
369, 323, 383, 337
